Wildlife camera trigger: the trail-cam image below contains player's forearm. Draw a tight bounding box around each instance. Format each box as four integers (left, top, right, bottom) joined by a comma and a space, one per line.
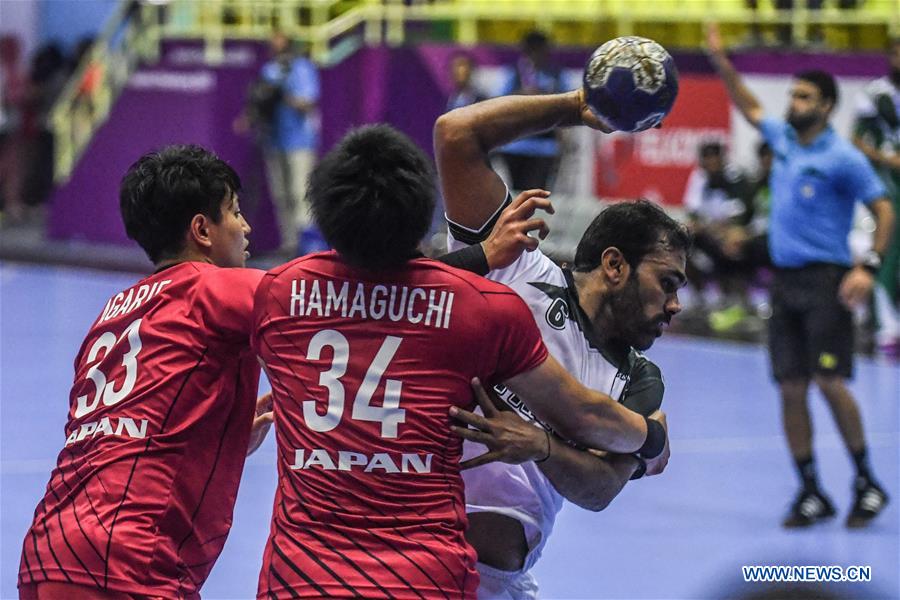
853, 135, 883, 164
286, 95, 316, 112
434, 244, 490, 276
555, 364, 654, 453
436, 94, 574, 230
708, 52, 762, 127
854, 136, 900, 171
435, 91, 582, 158
564, 388, 649, 454
538, 441, 637, 511
516, 383, 649, 453
506, 356, 652, 453
870, 198, 895, 258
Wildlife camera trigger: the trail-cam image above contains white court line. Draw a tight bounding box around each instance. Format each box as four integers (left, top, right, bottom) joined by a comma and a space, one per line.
672, 431, 898, 454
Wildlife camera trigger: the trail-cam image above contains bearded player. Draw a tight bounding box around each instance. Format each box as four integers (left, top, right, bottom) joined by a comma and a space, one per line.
435, 89, 689, 598
251, 124, 669, 599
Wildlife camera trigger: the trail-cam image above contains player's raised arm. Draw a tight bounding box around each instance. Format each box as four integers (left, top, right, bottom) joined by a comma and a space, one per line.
500, 355, 665, 457
434, 90, 605, 231
705, 23, 763, 128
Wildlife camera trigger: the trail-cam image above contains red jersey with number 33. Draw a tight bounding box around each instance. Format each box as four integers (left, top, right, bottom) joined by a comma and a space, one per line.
18, 262, 263, 599
252, 251, 548, 600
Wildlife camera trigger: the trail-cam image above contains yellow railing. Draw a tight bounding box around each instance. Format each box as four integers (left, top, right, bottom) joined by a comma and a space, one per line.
49, 1, 160, 184
50, 0, 899, 184
160, 0, 361, 63
159, 0, 898, 51
443, 0, 899, 49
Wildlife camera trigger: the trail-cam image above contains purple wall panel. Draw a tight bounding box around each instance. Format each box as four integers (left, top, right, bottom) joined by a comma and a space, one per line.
729, 50, 887, 77
48, 79, 216, 245
47, 40, 281, 252
318, 47, 384, 153
386, 47, 447, 157
320, 46, 445, 158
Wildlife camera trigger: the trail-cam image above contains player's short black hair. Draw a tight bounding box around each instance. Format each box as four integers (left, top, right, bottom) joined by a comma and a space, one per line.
449, 50, 475, 66
573, 199, 692, 272
699, 141, 724, 158
309, 124, 435, 270
120, 144, 241, 263
522, 30, 550, 53
795, 69, 838, 108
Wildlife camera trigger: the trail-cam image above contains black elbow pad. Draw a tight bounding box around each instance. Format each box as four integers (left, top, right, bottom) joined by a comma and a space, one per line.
621, 357, 664, 416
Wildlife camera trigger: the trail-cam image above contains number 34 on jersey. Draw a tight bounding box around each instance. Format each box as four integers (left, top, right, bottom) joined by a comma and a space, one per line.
274, 328, 435, 475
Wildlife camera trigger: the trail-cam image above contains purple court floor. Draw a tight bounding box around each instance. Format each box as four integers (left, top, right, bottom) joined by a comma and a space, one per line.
2, 262, 897, 599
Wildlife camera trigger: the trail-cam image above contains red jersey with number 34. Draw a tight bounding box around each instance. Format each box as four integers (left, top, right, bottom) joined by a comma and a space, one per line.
252, 251, 549, 600
18, 262, 263, 599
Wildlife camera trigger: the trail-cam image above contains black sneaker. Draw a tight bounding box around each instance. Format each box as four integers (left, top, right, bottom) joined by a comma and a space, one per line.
782, 489, 836, 528
846, 477, 889, 528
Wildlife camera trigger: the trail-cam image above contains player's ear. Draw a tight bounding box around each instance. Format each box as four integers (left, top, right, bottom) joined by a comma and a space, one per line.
188, 214, 213, 250
601, 247, 629, 286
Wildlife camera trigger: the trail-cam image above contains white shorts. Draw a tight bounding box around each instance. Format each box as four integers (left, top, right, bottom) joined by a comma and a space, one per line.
476, 561, 539, 600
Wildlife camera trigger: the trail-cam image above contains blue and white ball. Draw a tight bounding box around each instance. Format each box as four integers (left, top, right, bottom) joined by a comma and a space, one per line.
583, 36, 679, 133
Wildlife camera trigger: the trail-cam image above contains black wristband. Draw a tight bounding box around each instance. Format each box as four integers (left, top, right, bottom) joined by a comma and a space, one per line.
629, 454, 647, 480
446, 193, 513, 245
435, 244, 490, 276
637, 417, 666, 460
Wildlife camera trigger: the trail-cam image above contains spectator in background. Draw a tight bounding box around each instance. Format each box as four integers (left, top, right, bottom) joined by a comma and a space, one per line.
25, 42, 68, 213
0, 34, 28, 224
714, 142, 775, 331
744, 141, 774, 238
251, 32, 319, 255
746, 0, 858, 47
719, 141, 774, 277
681, 141, 755, 328
496, 31, 564, 191
683, 142, 750, 229
853, 37, 900, 358
709, 24, 894, 529
446, 52, 485, 112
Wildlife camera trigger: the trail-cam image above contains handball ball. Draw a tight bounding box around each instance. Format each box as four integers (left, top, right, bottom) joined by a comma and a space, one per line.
583, 36, 679, 133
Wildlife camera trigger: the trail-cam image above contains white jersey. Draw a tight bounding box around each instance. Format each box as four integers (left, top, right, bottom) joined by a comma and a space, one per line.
854, 75, 900, 150
448, 226, 634, 571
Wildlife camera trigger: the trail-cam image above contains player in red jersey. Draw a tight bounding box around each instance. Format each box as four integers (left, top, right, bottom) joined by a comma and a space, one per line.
253, 125, 669, 599
18, 145, 273, 600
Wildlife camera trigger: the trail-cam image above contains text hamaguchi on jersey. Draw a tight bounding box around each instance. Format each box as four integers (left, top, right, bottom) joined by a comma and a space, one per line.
289, 279, 455, 329
290, 448, 434, 473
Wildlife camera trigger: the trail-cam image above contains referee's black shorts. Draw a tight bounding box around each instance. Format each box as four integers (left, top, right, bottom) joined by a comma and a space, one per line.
768, 263, 854, 382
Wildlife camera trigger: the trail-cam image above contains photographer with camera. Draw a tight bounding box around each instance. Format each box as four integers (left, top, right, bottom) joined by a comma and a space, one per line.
245, 32, 320, 255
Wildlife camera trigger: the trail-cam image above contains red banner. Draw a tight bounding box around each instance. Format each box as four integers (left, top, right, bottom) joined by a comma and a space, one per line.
595, 76, 730, 206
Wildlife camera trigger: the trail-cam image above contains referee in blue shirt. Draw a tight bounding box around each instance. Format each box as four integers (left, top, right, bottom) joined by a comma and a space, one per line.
708, 25, 894, 528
